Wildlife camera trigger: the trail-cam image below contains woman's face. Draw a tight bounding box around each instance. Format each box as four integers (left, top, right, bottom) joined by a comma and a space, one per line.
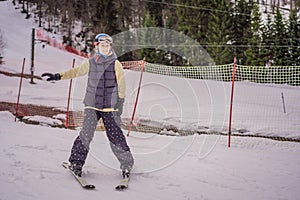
97, 42, 111, 56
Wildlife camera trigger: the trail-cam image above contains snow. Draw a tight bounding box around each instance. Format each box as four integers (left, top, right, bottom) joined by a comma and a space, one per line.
1, 111, 300, 200
22, 115, 63, 126
1, 1, 300, 200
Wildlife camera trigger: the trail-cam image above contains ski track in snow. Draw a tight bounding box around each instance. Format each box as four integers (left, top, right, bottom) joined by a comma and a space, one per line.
1, 1, 300, 199
1, 111, 300, 200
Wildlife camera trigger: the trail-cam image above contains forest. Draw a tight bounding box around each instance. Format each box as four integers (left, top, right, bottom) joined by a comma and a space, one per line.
4, 0, 300, 66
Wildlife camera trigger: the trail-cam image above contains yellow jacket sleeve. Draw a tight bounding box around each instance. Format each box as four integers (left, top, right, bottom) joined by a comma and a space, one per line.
115, 60, 126, 99
60, 60, 89, 80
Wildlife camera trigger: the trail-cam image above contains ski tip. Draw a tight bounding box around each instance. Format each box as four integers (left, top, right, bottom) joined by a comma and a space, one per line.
84, 185, 96, 189
62, 162, 70, 168
115, 185, 128, 191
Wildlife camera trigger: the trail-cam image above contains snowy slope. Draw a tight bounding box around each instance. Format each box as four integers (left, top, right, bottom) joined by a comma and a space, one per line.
1, 111, 300, 200
1, 1, 300, 200
1, 1, 300, 139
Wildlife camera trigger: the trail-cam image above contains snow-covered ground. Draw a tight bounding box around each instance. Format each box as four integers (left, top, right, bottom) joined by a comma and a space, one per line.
1, 0, 300, 139
1, 1, 300, 200
1, 111, 300, 200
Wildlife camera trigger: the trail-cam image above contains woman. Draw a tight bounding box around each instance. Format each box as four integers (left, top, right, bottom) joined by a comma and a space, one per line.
42, 33, 134, 178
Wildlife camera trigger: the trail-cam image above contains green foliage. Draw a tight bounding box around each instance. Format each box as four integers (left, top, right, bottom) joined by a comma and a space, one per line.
176, 0, 215, 43
91, 0, 118, 35
139, 11, 163, 63
261, 14, 274, 66
287, 10, 300, 66
206, 0, 233, 65
14, 0, 300, 66
272, 8, 289, 66
230, 0, 253, 64
244, 3, 264, 66
146, 0, 163, 27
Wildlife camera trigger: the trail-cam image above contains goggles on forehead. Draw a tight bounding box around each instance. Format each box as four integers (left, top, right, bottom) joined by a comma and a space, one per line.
94, 40, 111, 46
94, 35, 113, 46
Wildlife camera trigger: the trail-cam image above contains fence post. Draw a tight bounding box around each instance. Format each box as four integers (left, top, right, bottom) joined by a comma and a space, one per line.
127, 58, 146, 136
228, 57, 237, 148
30, 28, 35, 84
15, 58, 26, 122
281, 92, 286, 113
65, 59, 75, 128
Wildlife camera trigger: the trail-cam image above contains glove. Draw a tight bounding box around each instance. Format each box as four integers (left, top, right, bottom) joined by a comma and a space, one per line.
41, 73, 61, 81
115, 98, 124, 116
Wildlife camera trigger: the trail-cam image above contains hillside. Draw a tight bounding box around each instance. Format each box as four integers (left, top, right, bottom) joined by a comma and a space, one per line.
1, 1, 300, 200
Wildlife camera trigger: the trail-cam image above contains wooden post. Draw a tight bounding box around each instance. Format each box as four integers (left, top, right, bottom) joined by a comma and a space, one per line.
65, 59, 75, 128
30, 28, 35, 84
15, 58, 26, 122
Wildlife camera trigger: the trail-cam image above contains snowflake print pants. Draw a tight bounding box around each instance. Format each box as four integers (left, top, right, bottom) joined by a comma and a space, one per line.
68, 108, 134, 171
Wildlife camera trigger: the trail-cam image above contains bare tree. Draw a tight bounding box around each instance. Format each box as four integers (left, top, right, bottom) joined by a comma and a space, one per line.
0, 29, 6, 65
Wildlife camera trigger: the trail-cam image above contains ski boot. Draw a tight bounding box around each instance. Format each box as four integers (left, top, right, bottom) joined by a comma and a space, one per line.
70, 161, 83, 177
122, 169, 130, 179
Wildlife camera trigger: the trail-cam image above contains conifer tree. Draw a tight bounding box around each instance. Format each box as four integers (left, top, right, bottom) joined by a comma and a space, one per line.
176, 0, 211, 43
287, 10, 300, 66
16, 0, 300, 66
91, 0, 118, 35
230, 0, 253, 64
145, 0, 164, 27
139, 11, 162, 63
206, 0, 233, 65
244, 2, 264, 66
272, 7, 289, 66
261, 14, 274, 66
114, 0, 132, 31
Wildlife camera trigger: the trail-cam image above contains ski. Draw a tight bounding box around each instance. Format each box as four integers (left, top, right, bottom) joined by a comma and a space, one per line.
62, 162, 95, 189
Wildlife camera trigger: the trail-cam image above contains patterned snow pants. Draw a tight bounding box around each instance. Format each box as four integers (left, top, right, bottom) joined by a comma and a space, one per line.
68, 108, 134, 171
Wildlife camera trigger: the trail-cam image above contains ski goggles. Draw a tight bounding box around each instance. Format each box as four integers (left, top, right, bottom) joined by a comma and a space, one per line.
94, 35, 113, 46
94, 40, 111, 46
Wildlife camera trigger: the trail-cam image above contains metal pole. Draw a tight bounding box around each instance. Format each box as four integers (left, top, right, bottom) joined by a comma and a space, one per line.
127, 58, 145, 136
281, 92, 286, 113
30, 28, 35, 84
228, 57, 237, 148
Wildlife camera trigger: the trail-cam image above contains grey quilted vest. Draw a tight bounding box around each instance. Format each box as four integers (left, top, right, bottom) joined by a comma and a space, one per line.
83, 52, 118, 109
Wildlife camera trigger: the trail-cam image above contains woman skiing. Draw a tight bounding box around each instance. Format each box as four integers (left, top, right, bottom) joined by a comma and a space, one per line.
42, 33, 134, 178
